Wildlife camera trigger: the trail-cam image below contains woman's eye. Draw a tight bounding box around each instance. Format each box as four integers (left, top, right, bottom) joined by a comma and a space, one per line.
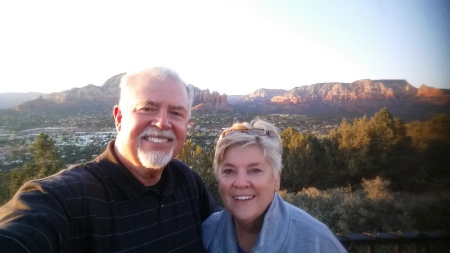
249, 168, 261, 174
222, 169, 234, 175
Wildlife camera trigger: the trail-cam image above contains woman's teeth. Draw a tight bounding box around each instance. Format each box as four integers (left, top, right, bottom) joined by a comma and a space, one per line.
234, 196, 254, 200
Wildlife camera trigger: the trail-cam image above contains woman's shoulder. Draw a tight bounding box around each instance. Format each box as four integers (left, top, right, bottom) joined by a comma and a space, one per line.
277, 195, 330, 232
202, 210, 224, 226
201, 210, 226, 251
275, 195, 347, 252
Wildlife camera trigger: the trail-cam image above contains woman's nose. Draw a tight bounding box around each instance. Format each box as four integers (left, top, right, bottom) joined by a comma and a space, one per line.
233, 172, 250, 188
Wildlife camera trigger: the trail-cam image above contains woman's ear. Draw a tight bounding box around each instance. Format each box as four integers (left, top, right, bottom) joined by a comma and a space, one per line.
275, 170, 281, 192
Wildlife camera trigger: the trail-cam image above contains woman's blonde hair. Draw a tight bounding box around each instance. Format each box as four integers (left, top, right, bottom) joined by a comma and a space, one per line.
213, 119, 283, 179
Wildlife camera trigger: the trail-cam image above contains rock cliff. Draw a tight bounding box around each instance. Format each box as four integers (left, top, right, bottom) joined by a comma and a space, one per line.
190, 85, 232, 110
233, 79, 450, 120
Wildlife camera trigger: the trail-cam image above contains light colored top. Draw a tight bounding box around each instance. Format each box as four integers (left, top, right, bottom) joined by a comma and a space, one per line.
202, 193, 348, 253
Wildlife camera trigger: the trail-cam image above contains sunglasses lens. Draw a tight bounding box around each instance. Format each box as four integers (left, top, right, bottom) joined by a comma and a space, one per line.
221, 128, 268, 138
247, 129, 266, 136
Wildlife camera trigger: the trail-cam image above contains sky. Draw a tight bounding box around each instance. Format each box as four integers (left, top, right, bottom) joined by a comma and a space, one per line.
0, 0, 449, 95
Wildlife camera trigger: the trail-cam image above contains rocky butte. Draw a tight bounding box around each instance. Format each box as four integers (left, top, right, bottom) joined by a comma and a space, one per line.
190, 85, 232, 111
232, 79, 449, 120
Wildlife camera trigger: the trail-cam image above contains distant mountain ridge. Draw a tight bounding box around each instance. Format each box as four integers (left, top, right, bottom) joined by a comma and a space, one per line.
4, 77, 450, 121
14, 74, 124, 111
233, 79, 450, 120
240, 79, 448, 103
12, 73, 231, 111
0, 92, 44, 109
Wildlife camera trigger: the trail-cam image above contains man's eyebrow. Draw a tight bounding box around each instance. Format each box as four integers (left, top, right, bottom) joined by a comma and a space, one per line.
137, 101, 187, 112
169, 105, 187, 111
136, 101, 158, 107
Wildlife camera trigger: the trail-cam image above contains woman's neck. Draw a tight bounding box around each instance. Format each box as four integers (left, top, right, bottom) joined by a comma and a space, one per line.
233, 216, 264, 253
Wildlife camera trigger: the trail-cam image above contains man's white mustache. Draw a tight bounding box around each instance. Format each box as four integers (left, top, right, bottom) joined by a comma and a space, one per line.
139, 127, 176, 141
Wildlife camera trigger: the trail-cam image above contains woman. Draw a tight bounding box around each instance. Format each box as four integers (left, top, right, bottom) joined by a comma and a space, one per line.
202, 119, 347, 252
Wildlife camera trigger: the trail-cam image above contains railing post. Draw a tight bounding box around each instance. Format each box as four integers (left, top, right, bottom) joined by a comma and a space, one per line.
336, 231, 449, 253
419, 243, 429, 253
393, 244, 400, 253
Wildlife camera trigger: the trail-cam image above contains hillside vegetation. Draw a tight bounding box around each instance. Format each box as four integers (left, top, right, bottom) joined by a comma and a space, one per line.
0, 108, 449, 235
180, 108, 450, 234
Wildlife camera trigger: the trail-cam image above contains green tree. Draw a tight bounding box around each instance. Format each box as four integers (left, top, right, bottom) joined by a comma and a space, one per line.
0, 172, 11, 204
368, 109, 419, 191
29, 133, 65, 178
8, 133, 66, 195
177, 139, 220, 203
328, 116, 371, 187
407, 113, 450, 150
327, 108, 415, 190
406, 114, 450, 191
280, 127, 305, 192
281, 128, 335, 192
367, 108, 409, 180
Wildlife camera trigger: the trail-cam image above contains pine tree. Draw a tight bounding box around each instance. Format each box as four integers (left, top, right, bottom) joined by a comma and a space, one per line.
9, 133, 66, 195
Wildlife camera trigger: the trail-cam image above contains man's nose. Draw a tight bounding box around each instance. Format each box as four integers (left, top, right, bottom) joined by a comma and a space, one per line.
152, 111, 171, 129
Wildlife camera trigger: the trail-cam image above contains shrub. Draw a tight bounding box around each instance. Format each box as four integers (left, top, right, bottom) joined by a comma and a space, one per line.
361, 176, 392, 200
282, 187, 414, 233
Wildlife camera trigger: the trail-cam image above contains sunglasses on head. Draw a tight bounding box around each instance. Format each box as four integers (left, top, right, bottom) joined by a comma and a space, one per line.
220, 128, 270, 139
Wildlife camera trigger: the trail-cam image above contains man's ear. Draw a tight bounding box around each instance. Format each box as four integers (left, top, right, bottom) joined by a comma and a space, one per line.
113, 105, 122, 131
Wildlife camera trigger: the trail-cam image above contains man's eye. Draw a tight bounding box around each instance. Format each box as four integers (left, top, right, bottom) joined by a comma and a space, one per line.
138, 107, 155, 112
171, 111, 184, 118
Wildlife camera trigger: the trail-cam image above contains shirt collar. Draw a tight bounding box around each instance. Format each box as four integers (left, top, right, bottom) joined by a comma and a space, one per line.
96, 140, 180, 199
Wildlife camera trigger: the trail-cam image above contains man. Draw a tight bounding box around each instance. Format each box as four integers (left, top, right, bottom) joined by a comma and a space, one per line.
0, 67, 219, 252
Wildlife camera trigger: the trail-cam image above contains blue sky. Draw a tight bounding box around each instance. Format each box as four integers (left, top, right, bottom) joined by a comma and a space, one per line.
0, 0, 449, 95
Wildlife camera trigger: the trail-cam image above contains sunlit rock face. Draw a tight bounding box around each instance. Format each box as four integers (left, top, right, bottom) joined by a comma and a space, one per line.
190, 86, 232, 111
231, 79, 450, 120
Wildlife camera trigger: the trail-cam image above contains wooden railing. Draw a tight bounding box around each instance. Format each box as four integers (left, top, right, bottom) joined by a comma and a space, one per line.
336, 231, 449, 253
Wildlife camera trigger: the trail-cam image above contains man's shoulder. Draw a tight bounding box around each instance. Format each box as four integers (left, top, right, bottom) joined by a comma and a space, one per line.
35, 161, 103, 191
169, 159, 191, 171
57, 161, 101, 177
168, 159, 200, 177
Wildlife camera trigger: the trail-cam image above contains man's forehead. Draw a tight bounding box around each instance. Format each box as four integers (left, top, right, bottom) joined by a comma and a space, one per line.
136, 100, 187, 107
142, 76, 184, 86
